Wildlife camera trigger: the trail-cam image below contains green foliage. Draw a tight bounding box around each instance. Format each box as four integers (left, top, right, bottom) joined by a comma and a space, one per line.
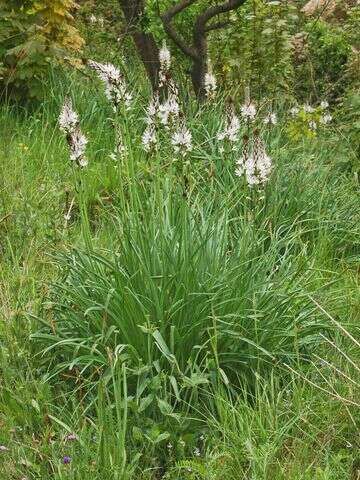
209, 0, 298, 100
306, 20, 350, 97
338, 90, 360, 174
0, 0, 84, 99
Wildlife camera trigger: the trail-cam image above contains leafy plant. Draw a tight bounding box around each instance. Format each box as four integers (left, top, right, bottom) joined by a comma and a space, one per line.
0, 0, 84, 100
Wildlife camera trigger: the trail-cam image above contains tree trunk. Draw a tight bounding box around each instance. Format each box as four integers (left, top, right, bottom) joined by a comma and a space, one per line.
191, 29, 208, 101
191, 58, 207, 101
119, 0, 160, 90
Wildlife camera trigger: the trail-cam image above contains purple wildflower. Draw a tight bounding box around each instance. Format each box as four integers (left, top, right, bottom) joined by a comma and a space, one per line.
63, 455, 71, 465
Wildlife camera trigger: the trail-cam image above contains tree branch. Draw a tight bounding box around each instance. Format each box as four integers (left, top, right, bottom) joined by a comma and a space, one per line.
205, 20, 232, 33
161, 0, 199, 60
196, 0, 247, 33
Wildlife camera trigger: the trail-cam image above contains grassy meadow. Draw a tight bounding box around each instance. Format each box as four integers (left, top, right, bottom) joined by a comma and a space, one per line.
1, 67, 360, 480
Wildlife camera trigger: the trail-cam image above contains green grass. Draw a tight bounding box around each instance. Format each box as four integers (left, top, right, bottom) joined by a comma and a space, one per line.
1, 71, 360, 479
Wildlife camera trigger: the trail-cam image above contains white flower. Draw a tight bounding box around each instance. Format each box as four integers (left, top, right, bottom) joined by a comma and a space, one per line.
158, 95, 179, 127
235, 136, 272, 186
159, 43, 171, 87
146, 94, 159, 122
241, 102, 256, 121
227, 114, 240, 142
193, 447, 201, 457
218, 103, 240, 143
264, 112, 277, 125
142, 94, 160, 152
159, 44, 171, 71
320, 100, 329, 109
69, 128, 88, 167
245, 156, 261, 185
59, 97, 78, 133
290, 106, 299, 116
320, 113, 332, 125
303, 104, 314, 113
88, 60, 132, 111
309, 120, 317, 130
204, 71, 217, 99
89, 14, 97, 24
171, 125, 192, 156
77, 156, 89, 168
142, 124, 157, 152
59, 98, 88, 168
235, 157, 246, 177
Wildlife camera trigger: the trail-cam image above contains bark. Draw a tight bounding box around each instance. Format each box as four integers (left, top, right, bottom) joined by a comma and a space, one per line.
119, 0, 160, 90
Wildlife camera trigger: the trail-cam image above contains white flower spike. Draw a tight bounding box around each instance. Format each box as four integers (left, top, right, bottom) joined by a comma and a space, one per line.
88, 60, 132, 111
58, 97, 88, 168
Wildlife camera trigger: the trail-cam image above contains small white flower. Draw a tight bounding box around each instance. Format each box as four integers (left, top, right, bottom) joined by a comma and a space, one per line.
309, 120, 317, 130
77, 157, 88, 168
235, 136, 272, 186
142, 124, 157, 152
204, 71, 217, 99
193, 447, 201, 457
290, 106, 299, 116
159, 44, 171, 71
320, 100, 329, 109
158, 93, 180, 127
89, 14, 97, 24
146, 94, 159, 121
59, 97, 78, 134
88, 60, 131, 111
264, 112, 277, 125
320, 113, 332, 125
303, 104, 314, 113
241, 102, 256, 121
159, 43, 172, 86
69, 128, 88, 167
59, 98, 88, 168
171, 124, 192, 156
218, 103, 240, 143
235, 157, 246, 177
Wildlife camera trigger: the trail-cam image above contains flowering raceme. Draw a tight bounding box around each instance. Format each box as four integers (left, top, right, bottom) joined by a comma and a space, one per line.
264, 112, 277, 125
142, 94, 159, 152
88, 60, 132, 111
171, 122, 193, 157
290, 106, 300, 116
204, 63, 217, 100
235, 135, 272, 186
159, 42, 172, 87
59, 97, 88, 168
204, 72, 217, 99
218, 101, 240, 146
158, 81, 180, 128
240, 102, 257, 122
